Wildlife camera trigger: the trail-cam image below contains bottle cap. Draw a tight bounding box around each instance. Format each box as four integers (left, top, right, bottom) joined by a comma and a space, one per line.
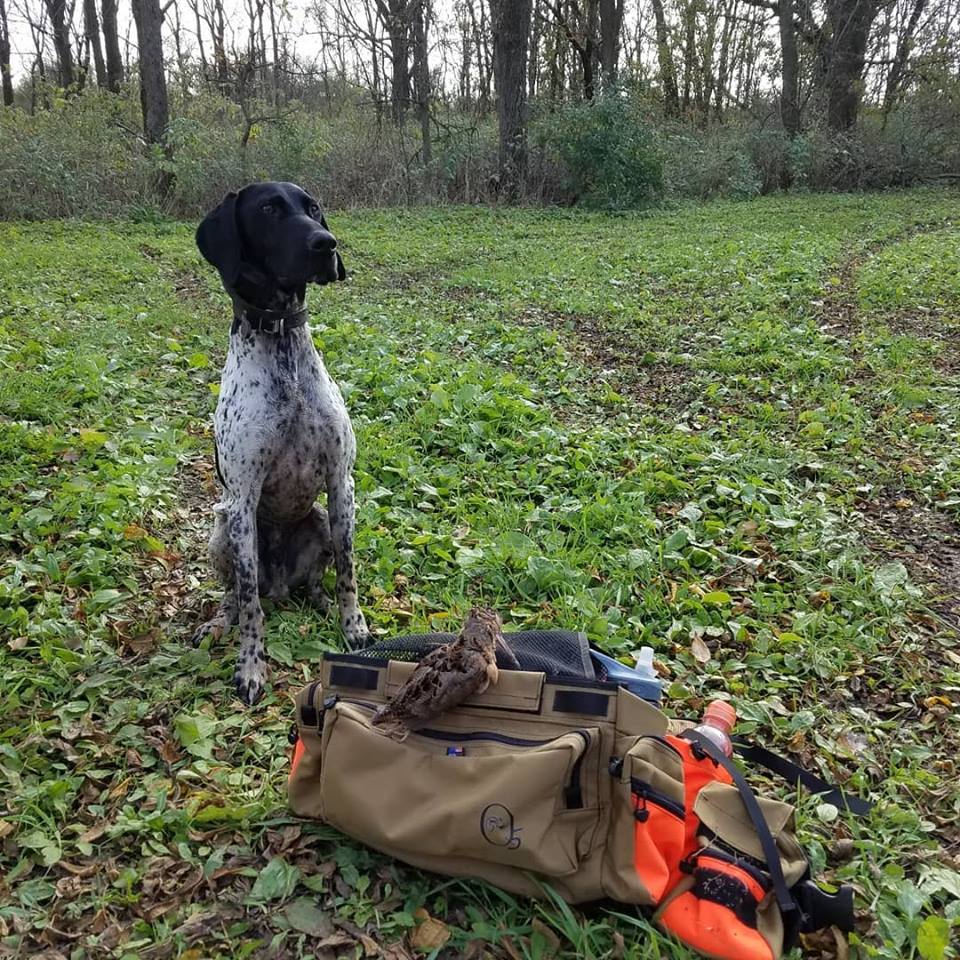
634, 646, 655, 676
704, 700, 736, 730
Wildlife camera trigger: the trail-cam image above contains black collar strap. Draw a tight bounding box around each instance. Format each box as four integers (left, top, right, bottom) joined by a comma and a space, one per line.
228, 289, 308, 336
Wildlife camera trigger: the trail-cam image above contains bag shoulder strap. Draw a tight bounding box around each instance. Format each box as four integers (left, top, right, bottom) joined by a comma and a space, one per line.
684, 732, 798, 917
732, 738, 874, 816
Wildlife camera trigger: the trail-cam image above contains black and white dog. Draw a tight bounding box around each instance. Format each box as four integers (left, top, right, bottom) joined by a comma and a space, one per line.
193, 181, 369, 704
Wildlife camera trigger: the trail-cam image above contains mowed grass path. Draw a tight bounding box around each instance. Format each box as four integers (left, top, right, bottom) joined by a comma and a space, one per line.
1, 191, 958, 959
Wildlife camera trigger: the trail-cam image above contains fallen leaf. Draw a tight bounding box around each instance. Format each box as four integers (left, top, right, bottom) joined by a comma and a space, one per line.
316, 933, 357, 949
57, 860, 98, 877
829, 838, 855, 863
78, 824, 108, 845
410, 910, 450, 952
55, 875, 85, 899
832, 925, 850, 960
531, 918, 561, 954
690, 633, 712, 664
612, 931, 626, 958
284, 898, 333, 937
500, 936, 524, 960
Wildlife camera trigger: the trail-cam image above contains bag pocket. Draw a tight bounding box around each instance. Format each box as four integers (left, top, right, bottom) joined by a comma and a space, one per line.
319, 700, 598, 877
288, 680, 326, 819
655, 848, 780, 960
603, 735, 687, 905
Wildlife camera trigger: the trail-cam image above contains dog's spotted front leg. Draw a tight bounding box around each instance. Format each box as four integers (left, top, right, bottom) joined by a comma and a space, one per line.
226, 497, 268, 704
326, 465, 369, 648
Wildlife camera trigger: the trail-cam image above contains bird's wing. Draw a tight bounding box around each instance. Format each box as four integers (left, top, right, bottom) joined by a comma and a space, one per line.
426, 650, 491, 715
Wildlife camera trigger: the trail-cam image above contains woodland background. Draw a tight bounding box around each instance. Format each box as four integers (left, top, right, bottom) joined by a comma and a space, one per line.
1, 0, 959, 216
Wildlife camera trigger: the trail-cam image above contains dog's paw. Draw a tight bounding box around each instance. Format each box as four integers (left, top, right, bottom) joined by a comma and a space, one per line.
305, 583, 332, 615
234, 658, 268, 706
191, 619, 224, 648
342, 609, 372, 650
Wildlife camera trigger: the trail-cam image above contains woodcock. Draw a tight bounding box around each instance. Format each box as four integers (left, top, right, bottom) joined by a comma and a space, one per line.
372, 607, 520, 739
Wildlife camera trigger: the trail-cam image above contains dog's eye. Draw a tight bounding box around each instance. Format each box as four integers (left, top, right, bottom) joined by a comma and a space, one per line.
309, 202, 320, 216
261, 202, 275, 215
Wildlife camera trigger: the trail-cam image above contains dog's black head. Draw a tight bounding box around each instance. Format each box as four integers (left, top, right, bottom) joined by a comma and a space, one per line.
196, 181, 345, 308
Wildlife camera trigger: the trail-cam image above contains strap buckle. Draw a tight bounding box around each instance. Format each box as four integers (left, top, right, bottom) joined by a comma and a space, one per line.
258, 314, 284, 335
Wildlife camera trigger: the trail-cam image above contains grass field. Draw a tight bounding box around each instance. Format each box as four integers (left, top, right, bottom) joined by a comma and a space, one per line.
1, 190, 959, 959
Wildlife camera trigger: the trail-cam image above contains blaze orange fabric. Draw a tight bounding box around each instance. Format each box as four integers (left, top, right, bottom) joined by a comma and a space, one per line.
289, 738, 305, 782
659, 890, 774, 960
666, 736, 734, 858
697, 855, 767, 902
632, 790, 686, 900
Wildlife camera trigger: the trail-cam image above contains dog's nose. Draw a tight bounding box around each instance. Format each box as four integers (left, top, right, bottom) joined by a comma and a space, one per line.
311, 231, 337, 253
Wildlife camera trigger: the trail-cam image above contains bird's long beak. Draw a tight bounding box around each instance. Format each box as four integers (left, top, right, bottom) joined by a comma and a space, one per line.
496, 635, 521, 670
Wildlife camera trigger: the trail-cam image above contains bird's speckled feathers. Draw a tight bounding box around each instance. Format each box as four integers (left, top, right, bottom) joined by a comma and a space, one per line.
372, 607, 518, 738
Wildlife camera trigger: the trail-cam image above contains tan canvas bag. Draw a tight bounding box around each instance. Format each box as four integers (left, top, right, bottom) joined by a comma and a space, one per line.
288, 648, 861, 960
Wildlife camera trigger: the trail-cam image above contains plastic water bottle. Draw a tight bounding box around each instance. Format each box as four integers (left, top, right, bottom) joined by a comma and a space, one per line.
589, 646, 663, 705
634, 646, 656, 679
692, 700, 737, 757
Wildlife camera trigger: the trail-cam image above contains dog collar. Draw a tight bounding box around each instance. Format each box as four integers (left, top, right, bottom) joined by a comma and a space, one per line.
228, 289, 309, 336
232, 307, 309, 336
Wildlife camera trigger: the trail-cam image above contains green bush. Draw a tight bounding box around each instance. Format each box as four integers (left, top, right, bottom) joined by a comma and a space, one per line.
535, 92, 664, 209
0, 80, 957, 219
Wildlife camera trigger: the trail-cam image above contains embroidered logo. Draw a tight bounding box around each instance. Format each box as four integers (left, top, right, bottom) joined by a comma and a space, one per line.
480, 803, 522, 849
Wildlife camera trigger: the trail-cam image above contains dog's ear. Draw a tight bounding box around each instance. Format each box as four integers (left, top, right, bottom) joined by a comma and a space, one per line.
196, 190, 242, 288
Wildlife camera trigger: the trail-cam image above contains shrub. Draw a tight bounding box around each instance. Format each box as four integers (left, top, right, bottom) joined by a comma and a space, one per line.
534, 91, 664, 209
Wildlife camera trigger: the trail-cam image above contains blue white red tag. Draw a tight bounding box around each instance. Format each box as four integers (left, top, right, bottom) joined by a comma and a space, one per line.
446, 746, 465, 757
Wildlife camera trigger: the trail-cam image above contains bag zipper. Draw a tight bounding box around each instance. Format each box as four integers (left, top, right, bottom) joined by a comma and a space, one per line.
336, 698, 591, 809
631, 779, 685, 821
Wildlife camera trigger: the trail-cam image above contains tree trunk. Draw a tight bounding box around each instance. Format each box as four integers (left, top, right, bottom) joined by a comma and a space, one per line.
412, 0, 431, 163
881, 0, 927, 126
45, 0, 76, 88
0, 0, 14, 106
651, 0, 680, 116
778, 0, 800, 137
490, 0, 532, 199
680, 0, 696, 110
268, 0, 280, 106
820, 0, 880, 131
599, 0, 623, 89
83, 0, 107, 86
583, 0, 598, 99
131, 0, 170, 145
529, 0, 542, 98
380, 0, 411, 121
101, 0, 123, 90
713, 0, 737, 118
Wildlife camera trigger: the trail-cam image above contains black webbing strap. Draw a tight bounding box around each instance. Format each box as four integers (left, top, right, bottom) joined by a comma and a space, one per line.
732, 738, 874, 816
684, 732, 799, 921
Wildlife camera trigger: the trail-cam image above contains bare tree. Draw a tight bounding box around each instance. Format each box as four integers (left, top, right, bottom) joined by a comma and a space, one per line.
651, 0, 681, 115
779, 0, 800, 136
0, 0, 13, 105
83, 0, 107, 86
131, 0, 169, 149
101, 0, 123, 89
412, 0, 431, 162
881, 0, 928, 125
45, 0, 77, 88
598, 0, 623, 88
376, 0, 412, 119
490, 0, 532, 197
545, 0, 600, 100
